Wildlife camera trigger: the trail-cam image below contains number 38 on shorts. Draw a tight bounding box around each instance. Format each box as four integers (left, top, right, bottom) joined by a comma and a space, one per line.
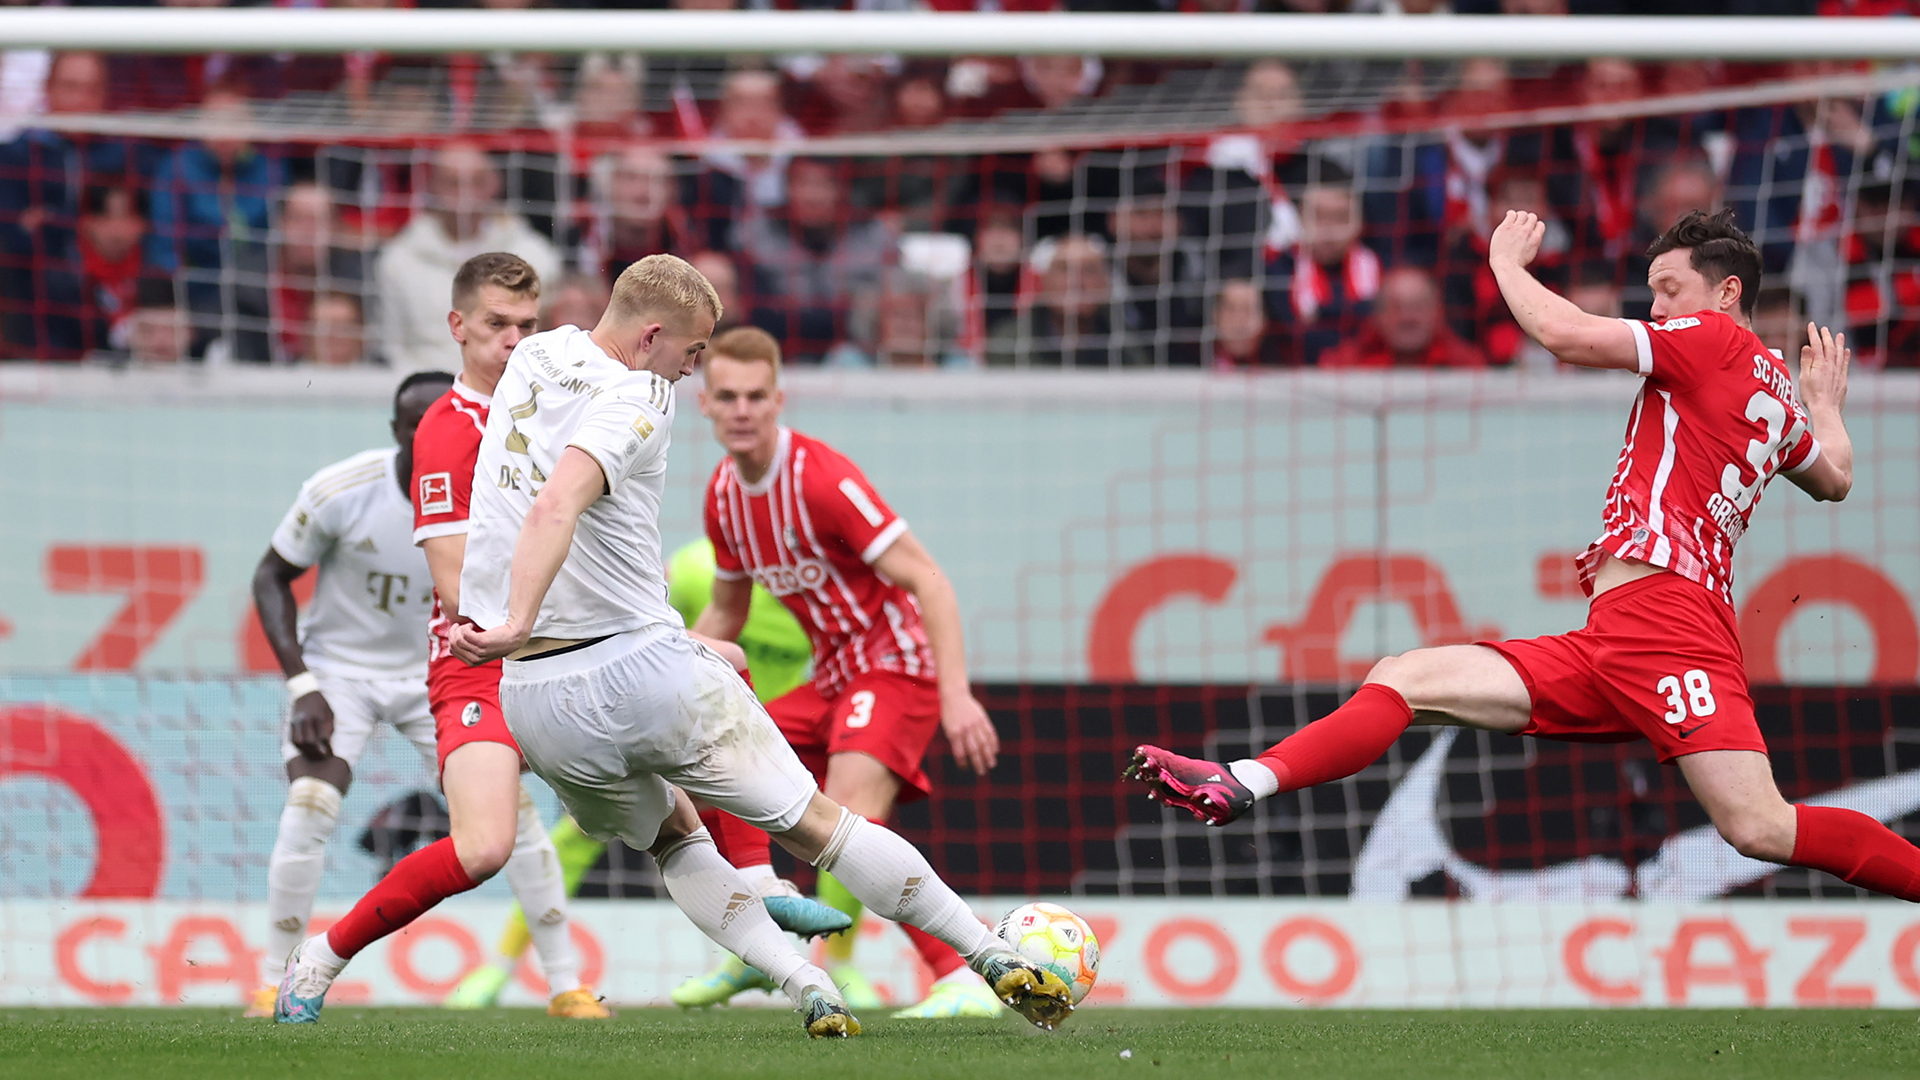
1657, 669, 1717, 724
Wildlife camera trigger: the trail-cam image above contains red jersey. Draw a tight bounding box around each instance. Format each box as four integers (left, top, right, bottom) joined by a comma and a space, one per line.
1579, 311, 1821, 606
410, 378, 491, 661
705, 427, 935, 699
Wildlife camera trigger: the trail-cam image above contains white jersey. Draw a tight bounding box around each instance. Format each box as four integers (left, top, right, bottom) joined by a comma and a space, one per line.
270, 447, 433, 679
462, 326, 685, 640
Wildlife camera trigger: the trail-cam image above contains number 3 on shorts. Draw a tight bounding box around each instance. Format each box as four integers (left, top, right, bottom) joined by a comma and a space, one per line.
845, 690, 877, 729
1656, 669, 1718, 724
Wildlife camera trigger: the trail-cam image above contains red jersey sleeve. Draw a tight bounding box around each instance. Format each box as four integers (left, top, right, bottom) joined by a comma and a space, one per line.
704, 467, 748, 582
412, 395, 482, 545
1621, 311, 1740, 393
800, 441, 906, 565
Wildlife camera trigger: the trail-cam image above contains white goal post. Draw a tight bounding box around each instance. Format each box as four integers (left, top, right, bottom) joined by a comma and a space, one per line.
3, 8, 1920, 60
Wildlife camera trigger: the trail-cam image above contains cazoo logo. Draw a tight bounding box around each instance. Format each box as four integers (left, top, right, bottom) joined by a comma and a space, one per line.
753, 559, 832, 597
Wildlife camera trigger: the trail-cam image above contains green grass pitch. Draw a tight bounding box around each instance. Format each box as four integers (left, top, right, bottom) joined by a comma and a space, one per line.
2, 1007, 1916, 1080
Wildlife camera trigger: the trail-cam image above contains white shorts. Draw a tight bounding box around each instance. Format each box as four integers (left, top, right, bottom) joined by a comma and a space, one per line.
500, 625, 817, 850
281, 672, 437, 770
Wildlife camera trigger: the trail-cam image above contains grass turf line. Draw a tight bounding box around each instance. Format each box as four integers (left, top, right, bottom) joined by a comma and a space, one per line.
0, 1008, 1915, 1080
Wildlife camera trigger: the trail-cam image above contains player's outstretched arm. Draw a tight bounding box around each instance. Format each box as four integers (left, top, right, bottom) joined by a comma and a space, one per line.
251, 548, 335, 758
1488, 210, 1640, 371
691, 575, 751, 643
449, 447, 606, 665
1788, 322, 1854, 502
872, 532, 1000, 776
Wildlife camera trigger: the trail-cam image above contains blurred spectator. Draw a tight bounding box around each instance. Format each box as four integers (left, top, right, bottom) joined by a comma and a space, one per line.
686, 68, 805, 250
1622, 154, 1721, 317
1364, 57, 1514, 268
1018, 56, 1103, 113
988, 235, 1143, 367
126, 277, 189, 365
1440, 168, 1568, 363
1183, 60, 1305, 280
975, 206, 1027, 338
895, 64, 949, 130
737, 158, 893, 363
1210, 279, 1286, 367
77, 183, 149, 356
145, 83, 283, 360
826, 270, 970, 369
689, 249, 742, 333
1546, 59, 1696, 263
577, 146, 693, 285
541, 272, 611, 331
306, 292, 367, 368
270, 182, 370, 366
1321, 267, 1491, 368
1, 50, 128, 358
1265, 173, 1381, 366
572, 53, 652, 141
791, 56, 897, 136
1566, 262, 1624, 319
1729, 76, 1893, 328
372, 141, 562, 371
1110, 180, 1204, 365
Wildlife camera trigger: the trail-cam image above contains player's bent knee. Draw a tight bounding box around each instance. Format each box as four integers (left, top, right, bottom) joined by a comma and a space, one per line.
1717, 814, 1795, 863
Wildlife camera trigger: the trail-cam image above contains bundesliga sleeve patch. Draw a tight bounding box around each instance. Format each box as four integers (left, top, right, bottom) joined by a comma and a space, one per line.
1651, 316, 1701, 333
418, 472, 453, 515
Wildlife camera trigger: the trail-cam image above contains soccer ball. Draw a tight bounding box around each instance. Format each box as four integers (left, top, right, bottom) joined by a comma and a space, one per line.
995, 901, 1099, 1005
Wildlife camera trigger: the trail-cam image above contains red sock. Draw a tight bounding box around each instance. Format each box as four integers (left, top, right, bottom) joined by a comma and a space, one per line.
698, 807, 773, 870
1790, 805, 1920, 901
325, 837, 477, 960
903, 923, 969, 980
1254, 683, 1413, 792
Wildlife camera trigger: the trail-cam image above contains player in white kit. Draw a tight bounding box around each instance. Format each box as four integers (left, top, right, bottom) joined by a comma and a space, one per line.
430, 254, 1072, 1036
246, 371, 585, 1017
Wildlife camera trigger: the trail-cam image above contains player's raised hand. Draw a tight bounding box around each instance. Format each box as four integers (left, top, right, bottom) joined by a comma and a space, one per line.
448, 618, 527, 666
1799, 322, 1851, 416
288, 690, 336, 760
1488, 209, 1546, 270
941, 690, 1000, 776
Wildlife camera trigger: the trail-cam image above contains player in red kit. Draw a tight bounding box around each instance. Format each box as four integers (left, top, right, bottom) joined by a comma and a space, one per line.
1127, 208, 1920, 904
276, 253, 608, 1021
672, 326, 1007, 1018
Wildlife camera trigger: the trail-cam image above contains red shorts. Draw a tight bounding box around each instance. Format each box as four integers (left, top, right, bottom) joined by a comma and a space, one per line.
765, 670, 942, 802
1481, 571, 1768, 764
428, 655, 521, 775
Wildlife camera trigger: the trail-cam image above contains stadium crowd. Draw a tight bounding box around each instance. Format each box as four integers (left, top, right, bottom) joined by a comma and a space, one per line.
3, 0, 1918, 369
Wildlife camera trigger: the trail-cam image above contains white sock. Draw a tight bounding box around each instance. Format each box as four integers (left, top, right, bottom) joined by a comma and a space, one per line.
501, 784, 581, 995
736, 862, 784, 897
810, 809, 995, 962
264, 777, 342, 985
656, 829, 835, 1007
1229, 759, 1281, 798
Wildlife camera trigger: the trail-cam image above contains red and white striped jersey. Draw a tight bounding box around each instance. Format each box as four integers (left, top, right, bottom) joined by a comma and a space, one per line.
410, 378, 490, 662
705, 427, 934, 699
1579, 310, 1821, 606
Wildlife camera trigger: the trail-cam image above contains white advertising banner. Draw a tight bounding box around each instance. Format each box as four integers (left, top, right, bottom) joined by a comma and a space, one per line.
7, 898, 1919, 1010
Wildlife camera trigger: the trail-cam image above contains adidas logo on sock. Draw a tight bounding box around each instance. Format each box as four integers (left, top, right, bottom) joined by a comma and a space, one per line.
719, 891, 755, 930
895, 876, 925, 916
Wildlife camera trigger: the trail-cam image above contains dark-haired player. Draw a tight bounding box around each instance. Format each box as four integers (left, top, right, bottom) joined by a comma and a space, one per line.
1127, 209, 1920, 904
247, 370, 452, 1017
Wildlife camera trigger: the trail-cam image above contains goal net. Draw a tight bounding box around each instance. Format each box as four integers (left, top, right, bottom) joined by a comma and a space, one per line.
3, 14, 1919, 1007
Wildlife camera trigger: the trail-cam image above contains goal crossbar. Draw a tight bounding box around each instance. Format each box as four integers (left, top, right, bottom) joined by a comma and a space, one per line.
4, 9, 1920, 60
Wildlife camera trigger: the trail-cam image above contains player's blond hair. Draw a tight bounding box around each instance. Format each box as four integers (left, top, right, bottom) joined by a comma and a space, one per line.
706, 326, 782, 383
608, 253, 723, 329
